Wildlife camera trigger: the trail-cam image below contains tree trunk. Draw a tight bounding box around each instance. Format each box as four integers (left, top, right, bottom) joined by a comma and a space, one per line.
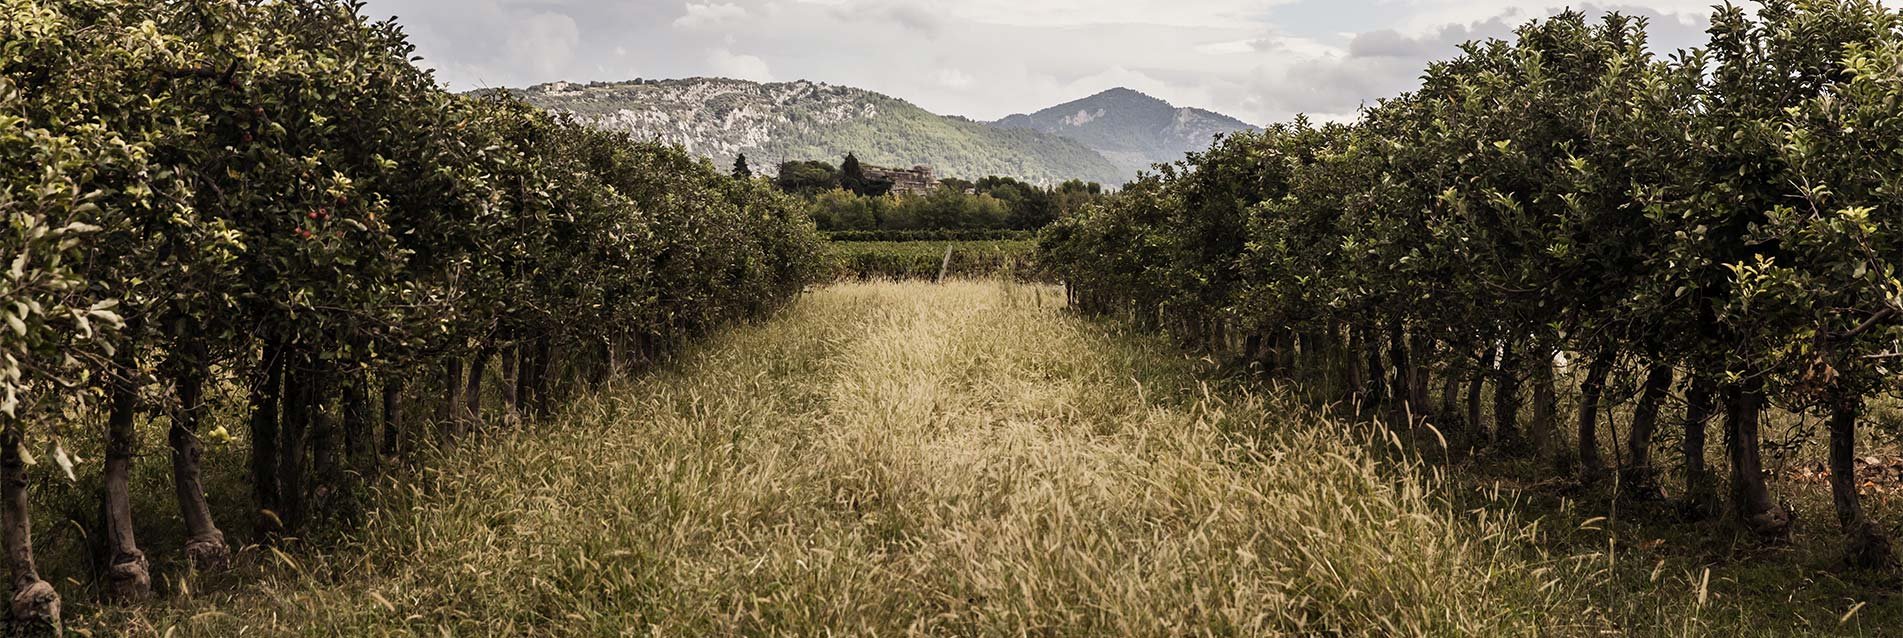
1266, 332, 1293, 377
593, 340, 614, 387
1464, 347, 1494, 448
531, 337, 554, 419
250, 338, 285, 537
278, 359, 312, 531
1828, 390, 1892, 567
1343, 329, 1364, 403
1278, 333, 1294, 377
1532, 350, 1566, 472
514, 340, 536, 421
1386, 319, 1411, 425
1492, 341, 1524, 451
307, 366, 341, 516
308, 365, 338, 485
440, 358, 463, 434
1363, 328, 1385, 406
1577, 347, 1616, 485
1724, 379, 1790, 536
101, 374, 150, 601
381, 376, 402, 457
1, 428, 57, 635
169, 346, 229, 570
1438, 365, 1460, 423
1620, 363, 1675, 500
342, 368, 371, 472
1297, 331, 1317, 380
465, 347, 494, 428
1680, 373, 1718, 515
501, 345, 521, 427
1243, 333, 1263, 371
1408, 334, 1433, 415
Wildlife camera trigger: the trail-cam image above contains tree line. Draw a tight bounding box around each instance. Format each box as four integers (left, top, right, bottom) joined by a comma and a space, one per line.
1040, 0, 1903, 568
2, 0, 823, 632
768, 154, 1106, 231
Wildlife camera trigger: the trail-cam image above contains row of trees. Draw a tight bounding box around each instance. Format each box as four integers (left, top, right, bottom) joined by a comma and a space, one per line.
3, 0, 823, 631
1041, 0, 1903, 567
785, 156, 1105, 231
773, 154, 897, 197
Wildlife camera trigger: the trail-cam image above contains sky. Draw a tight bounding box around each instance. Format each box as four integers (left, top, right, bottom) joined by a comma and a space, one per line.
360, 0, 1723, 125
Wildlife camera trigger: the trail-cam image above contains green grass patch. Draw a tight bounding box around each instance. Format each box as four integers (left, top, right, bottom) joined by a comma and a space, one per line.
81, 281, 1608, 636
828, 239, 1040, 280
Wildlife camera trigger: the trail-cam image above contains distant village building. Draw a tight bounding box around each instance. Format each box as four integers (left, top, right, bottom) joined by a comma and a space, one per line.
862, 164, 936, 195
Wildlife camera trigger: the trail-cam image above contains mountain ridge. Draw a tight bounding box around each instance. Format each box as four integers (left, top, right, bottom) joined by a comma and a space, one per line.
489, 78, 1256, 185
991, 87, 1258, 176
494, 78, 1124, 185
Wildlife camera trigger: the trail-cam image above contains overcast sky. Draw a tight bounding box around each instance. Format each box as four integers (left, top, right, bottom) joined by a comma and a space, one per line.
361, 0, 1722, 124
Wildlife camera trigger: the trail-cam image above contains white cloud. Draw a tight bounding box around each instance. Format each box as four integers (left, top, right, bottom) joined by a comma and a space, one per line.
1196, 40, 1257, 55
941, 0, 1289, 29
365, 0, 1719, 126
936, 68, 974, 89
674, 2, 749, 29
505, 12, 581, 80
708, 48, 774, 81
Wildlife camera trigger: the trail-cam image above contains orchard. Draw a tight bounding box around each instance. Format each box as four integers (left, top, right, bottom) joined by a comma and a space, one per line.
1043, 0, 1903, 571
1, 0, 821, 632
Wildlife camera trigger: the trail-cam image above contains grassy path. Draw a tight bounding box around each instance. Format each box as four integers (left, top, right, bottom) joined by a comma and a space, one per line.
98, 281, 1593, 636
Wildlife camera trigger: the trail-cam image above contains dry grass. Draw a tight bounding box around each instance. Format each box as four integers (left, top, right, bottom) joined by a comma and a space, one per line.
80, 281, 1626, 636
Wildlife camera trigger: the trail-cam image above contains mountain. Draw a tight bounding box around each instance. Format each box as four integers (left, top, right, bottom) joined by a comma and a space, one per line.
991, 88, 1257, 176
499, 78, 1125, 185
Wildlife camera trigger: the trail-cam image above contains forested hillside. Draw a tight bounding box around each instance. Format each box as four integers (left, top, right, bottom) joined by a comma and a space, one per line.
499, 78, 1127, 185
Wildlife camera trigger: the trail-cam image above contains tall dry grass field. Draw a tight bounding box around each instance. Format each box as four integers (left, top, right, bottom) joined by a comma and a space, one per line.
88, 281, 1658, 636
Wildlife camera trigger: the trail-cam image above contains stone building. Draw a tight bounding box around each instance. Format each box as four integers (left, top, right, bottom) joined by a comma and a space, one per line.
863, 164, 936, 195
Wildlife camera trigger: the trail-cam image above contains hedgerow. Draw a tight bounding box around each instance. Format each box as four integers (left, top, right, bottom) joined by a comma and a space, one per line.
1041, 1, 1903, 567
0, 0, 822, 629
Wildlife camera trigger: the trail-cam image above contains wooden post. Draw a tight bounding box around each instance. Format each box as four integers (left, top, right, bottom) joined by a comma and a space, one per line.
936, 245, 954, 283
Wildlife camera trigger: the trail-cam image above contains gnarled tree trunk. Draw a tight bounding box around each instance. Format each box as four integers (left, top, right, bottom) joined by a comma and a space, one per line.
1532, 349, 1566, 473
1620, 363, 1674, 500
168, 341, 229, 570
1362, 328, 1385, 407
1464, 346, 1494, 449
1386, 319, 1411, 425
1724, 378, 1789, 536
1492, 341, 1523, 451
1828, 390, 1892, 567
278, 358, 313, 532
1, 427, 56, 635
250, 338, 285, 537
1680, 373, 1717, 516
1438, 365, 1460, 424
1576, 347, 1616, 485
465, 347, 494, 428
306, 365, 341, 522
101, 372, 150, 602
